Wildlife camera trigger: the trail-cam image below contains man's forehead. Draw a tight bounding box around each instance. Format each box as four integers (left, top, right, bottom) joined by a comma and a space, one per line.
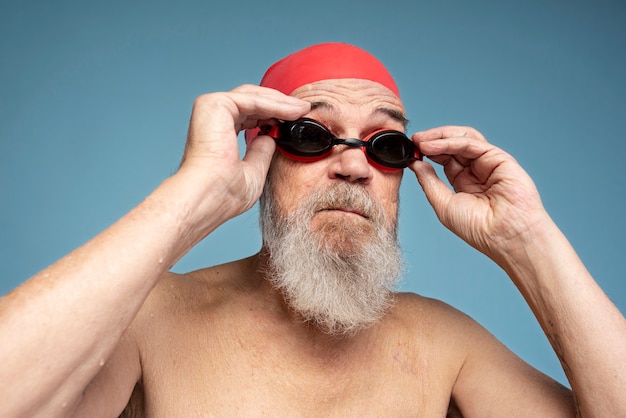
308, 101, 408, 129
291, 79, 407, 126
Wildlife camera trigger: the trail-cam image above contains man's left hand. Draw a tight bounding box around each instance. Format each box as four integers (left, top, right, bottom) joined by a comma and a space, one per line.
409, 126, 549, 263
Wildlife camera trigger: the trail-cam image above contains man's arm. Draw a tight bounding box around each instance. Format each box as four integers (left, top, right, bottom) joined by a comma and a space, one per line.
495, 214, 626, 416
410, 126, 626, 417
0, 85, 310, 417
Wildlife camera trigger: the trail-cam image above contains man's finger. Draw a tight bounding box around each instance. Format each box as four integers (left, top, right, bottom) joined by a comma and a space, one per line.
412, 126, 488, 143
416, 136, 491, 161
409, 160, 454, 221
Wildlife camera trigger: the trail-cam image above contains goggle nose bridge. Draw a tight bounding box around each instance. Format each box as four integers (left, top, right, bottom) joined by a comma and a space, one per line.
332, 137, 369, 148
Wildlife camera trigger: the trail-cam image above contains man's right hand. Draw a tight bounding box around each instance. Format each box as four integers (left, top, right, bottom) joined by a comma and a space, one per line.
176, 85, 310, 230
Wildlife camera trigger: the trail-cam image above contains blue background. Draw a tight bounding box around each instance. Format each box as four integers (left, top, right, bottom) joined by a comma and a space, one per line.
1, 0, 624, 386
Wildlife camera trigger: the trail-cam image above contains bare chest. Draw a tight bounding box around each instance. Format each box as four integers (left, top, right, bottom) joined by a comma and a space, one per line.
137, 319, 456, 417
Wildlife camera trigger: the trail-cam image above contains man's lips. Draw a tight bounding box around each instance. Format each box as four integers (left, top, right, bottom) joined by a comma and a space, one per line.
317, 207, 369, 219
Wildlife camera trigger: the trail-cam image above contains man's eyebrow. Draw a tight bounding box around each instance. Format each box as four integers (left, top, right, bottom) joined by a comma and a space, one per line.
309, 101, 409, 129
310, 101, 336, 113
375, 107, 409, 129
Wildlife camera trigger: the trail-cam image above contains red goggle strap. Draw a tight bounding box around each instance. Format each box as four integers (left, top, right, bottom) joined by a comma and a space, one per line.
263, 125, 281, 138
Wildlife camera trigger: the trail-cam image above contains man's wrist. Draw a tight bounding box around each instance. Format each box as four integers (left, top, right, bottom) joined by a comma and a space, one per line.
139, 170, 241, 259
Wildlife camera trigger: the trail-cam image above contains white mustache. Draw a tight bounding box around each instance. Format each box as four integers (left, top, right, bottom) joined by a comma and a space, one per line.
309, 183, 380, 222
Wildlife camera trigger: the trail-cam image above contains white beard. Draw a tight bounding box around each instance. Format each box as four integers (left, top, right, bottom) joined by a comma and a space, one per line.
260, 180, 404, 337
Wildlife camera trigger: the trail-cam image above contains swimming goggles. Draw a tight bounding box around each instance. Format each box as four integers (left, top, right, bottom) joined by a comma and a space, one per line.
260, 118, 422, 170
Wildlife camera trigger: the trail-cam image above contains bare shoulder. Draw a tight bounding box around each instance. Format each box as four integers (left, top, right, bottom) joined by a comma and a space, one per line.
391, 292, 484, 338
378, 292, 485, 380
135, 255, 258, 321
387, 291, 506, 372
389, 292, 526, 372
392, 293, 575, 416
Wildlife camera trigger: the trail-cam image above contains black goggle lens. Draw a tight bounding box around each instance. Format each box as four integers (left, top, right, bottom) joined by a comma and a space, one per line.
282, 121, 333, 156
368, 131, 415, 168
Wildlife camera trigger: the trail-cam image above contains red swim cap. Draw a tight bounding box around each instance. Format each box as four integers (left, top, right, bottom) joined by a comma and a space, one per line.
245, 43, 399, 143
260, 42, 399, 97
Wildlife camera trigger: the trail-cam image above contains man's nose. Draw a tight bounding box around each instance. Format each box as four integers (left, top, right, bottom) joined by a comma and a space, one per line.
327, 143, 373, 183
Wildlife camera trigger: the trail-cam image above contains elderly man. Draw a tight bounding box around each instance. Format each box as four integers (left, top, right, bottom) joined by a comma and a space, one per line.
0, 43, 624, 417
